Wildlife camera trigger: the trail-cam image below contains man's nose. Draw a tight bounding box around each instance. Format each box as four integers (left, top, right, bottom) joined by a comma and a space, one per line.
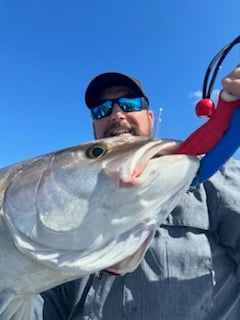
109, 103, 126, 121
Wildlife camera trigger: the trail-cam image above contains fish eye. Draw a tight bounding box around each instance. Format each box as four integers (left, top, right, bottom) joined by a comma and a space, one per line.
85, 143, 108, 159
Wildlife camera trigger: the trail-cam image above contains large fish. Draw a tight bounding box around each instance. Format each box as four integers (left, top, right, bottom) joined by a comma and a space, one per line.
0, 136, 199, 319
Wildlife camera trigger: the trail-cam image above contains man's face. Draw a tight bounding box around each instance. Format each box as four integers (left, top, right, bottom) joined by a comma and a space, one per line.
93, 85, 154, 139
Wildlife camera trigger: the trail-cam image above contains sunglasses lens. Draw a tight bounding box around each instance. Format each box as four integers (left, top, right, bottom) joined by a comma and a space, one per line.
91, 101, 113, 119
91, 97, 145, 120
118, 97, 142, 112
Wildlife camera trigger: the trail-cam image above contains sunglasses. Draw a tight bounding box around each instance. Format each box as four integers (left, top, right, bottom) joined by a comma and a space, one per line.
91, 97, 148, 120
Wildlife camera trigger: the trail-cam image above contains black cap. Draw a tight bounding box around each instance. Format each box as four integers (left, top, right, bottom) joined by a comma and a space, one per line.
85, 72, 149, 109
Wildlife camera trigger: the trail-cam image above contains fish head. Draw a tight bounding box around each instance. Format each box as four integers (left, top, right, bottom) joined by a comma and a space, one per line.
2, 136, 199, 276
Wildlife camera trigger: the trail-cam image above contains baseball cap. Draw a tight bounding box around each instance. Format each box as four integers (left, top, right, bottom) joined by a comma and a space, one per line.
85, 72, 149, 109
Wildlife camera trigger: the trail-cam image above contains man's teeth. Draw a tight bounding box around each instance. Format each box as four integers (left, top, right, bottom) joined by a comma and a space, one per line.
112, 129, 131, 136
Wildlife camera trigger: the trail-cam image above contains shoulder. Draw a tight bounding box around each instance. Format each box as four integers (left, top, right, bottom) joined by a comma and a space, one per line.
182, 157, 240, 212
206, 157, 240, 189
200, 158, 240, 214
220, 157, 240, 173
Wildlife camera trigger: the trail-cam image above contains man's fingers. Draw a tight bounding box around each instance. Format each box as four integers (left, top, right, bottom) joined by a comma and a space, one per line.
222, 64, 240, 97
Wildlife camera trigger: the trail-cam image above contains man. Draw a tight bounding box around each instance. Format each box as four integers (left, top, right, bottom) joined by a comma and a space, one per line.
42, 65, 240, 319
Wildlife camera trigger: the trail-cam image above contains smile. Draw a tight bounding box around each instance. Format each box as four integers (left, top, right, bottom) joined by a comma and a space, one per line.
110, 128, 132, 136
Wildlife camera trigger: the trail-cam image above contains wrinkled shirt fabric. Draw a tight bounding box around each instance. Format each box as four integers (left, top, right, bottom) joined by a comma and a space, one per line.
40, 158, 240, 319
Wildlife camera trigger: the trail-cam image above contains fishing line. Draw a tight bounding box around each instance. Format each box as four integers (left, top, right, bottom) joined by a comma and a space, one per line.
154, 107, 163, 137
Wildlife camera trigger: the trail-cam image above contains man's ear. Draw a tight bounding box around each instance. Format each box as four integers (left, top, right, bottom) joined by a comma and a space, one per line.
148, 110, 154, 130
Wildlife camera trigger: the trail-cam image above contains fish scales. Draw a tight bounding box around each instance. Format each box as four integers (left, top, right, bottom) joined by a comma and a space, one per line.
0, 136, 199, 319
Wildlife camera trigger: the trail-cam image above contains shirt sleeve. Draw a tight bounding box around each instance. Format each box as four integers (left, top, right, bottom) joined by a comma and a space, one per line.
41, 280, 79, 320
205, 158, 240, 271
41, 276, 94, 319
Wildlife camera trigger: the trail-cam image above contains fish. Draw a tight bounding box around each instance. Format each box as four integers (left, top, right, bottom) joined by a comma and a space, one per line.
0, 136, 199, 319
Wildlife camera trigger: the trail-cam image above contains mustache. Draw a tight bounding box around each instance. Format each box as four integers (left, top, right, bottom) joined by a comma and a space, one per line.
104, 121, 139, 137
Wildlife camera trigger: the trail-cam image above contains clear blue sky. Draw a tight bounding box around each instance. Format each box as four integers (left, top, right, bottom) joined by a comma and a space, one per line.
1, 0, 240, 167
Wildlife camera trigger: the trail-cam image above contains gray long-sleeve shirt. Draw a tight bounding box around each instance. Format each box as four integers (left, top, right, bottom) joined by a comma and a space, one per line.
40, 158, 240, 319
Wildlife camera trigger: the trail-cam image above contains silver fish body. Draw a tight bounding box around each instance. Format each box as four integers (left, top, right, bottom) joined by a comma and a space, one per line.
0, 136, 199, 319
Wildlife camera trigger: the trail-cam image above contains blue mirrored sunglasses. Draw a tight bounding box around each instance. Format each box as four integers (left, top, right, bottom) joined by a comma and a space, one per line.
91, 97, 148, 120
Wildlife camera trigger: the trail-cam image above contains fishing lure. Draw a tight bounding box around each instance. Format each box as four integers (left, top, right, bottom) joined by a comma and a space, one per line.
175, 35, 240, 185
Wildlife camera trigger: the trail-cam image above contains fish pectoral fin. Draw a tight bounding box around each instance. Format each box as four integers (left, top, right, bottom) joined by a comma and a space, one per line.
0, 290, 41, 320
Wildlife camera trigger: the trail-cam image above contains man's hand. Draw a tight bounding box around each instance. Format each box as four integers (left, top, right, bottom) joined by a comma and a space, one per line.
221, 64, 240, 101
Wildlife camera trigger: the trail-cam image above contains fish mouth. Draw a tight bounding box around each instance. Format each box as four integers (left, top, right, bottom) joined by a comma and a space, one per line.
116, 139, 182, 187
